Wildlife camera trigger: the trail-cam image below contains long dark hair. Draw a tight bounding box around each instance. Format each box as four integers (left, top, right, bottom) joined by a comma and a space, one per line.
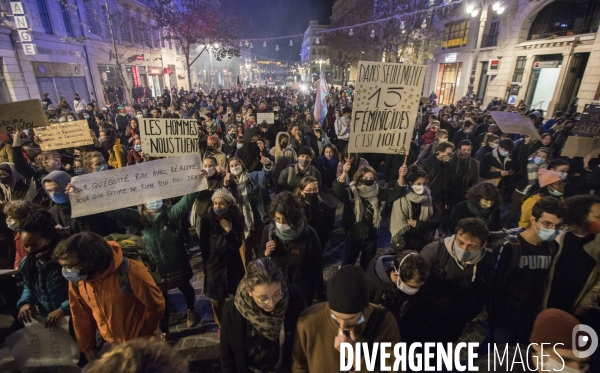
20, 211, 62, 293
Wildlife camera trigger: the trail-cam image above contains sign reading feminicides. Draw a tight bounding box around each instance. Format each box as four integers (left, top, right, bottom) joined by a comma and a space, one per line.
349, 61, 425, 154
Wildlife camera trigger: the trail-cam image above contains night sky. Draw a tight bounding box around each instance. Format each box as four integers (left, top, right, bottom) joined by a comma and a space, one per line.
238, 0, 334, 62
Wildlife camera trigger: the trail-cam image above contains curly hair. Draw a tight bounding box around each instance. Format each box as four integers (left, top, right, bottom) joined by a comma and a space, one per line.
395, 251, 430, 283
82, 151, 105, 174
3, 200, 40, 222
267, 191, 305, 230
53, 232, 113, 279
35, 151, 61, 171
406, 165, 427, 185
564, 195, 600, 228
455, 217, 490, 246
239, 258, 284, 295
532, 196, 567, 220
465, 182, 501, 206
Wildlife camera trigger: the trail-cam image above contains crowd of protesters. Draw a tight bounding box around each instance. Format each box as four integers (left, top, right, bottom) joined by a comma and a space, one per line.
0, 83, 597, 373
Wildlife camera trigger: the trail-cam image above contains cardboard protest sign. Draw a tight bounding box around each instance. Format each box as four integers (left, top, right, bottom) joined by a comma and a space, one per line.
560, 136, 600, 158
69, 154, 207, 217
35, 120, 93, 150
349, 61, 426, 154
6, 316, 78, 367
0, 99, 48, 134
490, 111, 542, 141
572, 103, 600, 137
140, 118, 200, 157
257, 112, 275, 125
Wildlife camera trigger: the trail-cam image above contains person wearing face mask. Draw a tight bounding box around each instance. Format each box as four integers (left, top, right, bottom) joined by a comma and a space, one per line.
304, 122, 331, 166
73, 93, 87, 114
390, 165, 439, 253
295, 176, 334, 251
199, 188, 245, 337
276, 147, 321, 193
451, 120, 475, 147
260, 191, 322, 306
235, 128, 274, 174
475, 308, 593, 373
474, 133, 500, 161
54, 232, 165, 364
544, 195, 600, 332
417, 129, 448, 165
450, 182, 501, 232
3, 200, 39, 270
503, 136, 550, 228
126, 139, 150, 165
519, 169, 565, 229
224, 157, 272, 262
422, 142, 456, 224
480, 138, 514, 191
336, 152, 370, 183
43, 170, 121, 237
17, 211, 69, 329
221, 258, 306, 373
125, 118, 140, 145
366, 251, 429, 335
488, 197, 566, 345
334, 165, 408, 270
292, 265, 401, 372
334, 107, 352, 153
409, 218, 493, 343
270, 132, 294, 163
448, 139, 479, 204
474, 123, 500, 155
0, 162, 27, 203
319, 144, 341, 190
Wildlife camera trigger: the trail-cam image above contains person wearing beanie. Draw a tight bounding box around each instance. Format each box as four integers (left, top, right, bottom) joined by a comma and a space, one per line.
489, 197, 567, 345
519, 169, 565, 229
199, 187, 245, 337
291, 265, 401, 372
276, 146, 322, 193
475, 308, 592, 372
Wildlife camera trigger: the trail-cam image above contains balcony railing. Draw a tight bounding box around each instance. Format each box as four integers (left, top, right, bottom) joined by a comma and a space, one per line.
481, 33, 498, 48
529, 26, 599, 40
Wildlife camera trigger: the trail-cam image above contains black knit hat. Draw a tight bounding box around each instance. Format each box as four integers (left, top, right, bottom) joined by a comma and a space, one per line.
298, 146, 313, 158
327, 265, 369, 314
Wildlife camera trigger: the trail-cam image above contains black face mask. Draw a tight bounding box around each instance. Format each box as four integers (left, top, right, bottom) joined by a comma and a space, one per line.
0, 176, 10, 185
206, 146, 214, 152
359, 179, 375, 187
281, 141, 289, 148
304, 192, 319, 204
249, 141, 259, 152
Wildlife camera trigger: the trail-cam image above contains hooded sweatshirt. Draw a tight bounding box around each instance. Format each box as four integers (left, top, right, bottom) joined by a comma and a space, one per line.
69, 241, 165, 353
270, 131, 292, 162
235, 128, 274, 173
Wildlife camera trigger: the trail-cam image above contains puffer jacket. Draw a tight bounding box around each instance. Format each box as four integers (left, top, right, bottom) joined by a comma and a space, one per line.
69, 241, 165, 353
17, 256, 69, 316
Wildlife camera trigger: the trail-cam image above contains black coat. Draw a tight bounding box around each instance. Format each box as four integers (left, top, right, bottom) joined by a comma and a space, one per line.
199, 208, 245, 300
49, 204, 122, 237
422, 155, 455, 204
259, 224, 322, 305
220, 285, 306, 373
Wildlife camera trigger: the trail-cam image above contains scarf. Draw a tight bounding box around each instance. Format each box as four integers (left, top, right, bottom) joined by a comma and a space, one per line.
390, 187, 434, 239
320, 155, 339, 170
234, 281, 289, 341
128, 150, 144, 165
466, 200, 493, 225
234, 172, 254, 238
275, 219, 305, 242
348, 181, 382, 229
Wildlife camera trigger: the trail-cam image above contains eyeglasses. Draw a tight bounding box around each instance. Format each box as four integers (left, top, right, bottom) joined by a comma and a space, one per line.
538, 220, 565, 230
252, 291, 283, 305
62, 262, 81, 271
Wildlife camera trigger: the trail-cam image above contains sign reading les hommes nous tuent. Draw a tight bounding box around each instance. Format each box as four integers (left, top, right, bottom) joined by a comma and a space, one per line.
69, 154, 207, 217
140, 118, 200, 157
349, 62, 426, 154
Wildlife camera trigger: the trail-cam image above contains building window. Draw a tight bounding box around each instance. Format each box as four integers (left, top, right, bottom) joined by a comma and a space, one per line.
442, 20, 470, 49
512, 56, 527, 82
119, 13, 131, 43
36, 0, 53, 34
83, 1, 101, 36
59, 1, 74, 37
528, 0, 600, 40
482, 14, 499, 47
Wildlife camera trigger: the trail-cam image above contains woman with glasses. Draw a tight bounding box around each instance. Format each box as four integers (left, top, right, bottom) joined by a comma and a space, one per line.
259, 191, 323, 306
220, 258, 306, 373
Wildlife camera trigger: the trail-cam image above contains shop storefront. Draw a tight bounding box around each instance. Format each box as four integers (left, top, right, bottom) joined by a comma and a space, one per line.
435, 61, 463, 106
148, 66, 164, 98
523, 55, 563, 112
33, 61, 90, 106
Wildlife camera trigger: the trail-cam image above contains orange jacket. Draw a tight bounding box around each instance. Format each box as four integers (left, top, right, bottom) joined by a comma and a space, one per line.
69, 242, 165, 353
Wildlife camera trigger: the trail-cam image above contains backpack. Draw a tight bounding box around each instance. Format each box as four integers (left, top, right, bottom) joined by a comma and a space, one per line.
104, 233, 163, 289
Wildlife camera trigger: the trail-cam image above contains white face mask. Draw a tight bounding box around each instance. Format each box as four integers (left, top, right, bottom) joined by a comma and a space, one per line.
231, 165, 243, 176
453, 240, 482, 262
396, 275, 419, 295
275, 222, 291, 231
542, 356, 589, 373
203, 167, 216, 177
412, 185, 425, 195
5, 219, 17, 230
136, 114, 143, 119
558, 171, 568, 180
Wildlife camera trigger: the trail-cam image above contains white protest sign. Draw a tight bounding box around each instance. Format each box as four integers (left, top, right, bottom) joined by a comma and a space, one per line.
35, 120, 93, 151
5, 316, 79, 367
257, 112, 275, 125
349, 62, 426, 154
69, 154, 207, 217
490, 111, 542, 141
140, 118, 200, 157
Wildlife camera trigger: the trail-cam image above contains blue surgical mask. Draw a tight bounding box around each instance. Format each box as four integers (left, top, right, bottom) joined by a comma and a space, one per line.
95, 164, 107, 172
83, 115, 90, 119
498, 150, 509, 157
134, 145, 142, 152
51, 192, 69, 205
74, 168, 85, 176
535, 222, 559, 241
62, 267, 87, 282
453, 240, 481, 262
548, 187, 564, 197
214, 207, 228, 216
533, 156, 545, 165
146, 200, 163, 211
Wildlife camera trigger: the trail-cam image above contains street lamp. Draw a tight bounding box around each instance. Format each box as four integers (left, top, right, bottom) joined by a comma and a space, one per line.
466, 0, 505, 17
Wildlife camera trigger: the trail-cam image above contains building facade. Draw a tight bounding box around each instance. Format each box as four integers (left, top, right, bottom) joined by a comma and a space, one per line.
300, 20, 331, 82
423, 0, 600, 114
0, 0, 192, 106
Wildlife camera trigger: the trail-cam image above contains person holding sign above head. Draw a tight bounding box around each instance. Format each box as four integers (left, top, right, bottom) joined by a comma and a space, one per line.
234, 127, 274, 174
303, 121, 331, 167
333, 164, 408, 270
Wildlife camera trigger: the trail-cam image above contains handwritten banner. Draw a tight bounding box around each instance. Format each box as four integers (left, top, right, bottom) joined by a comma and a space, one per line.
561, 136, 600, 158
490, 111, 542, 141
349, 61, 426, 154
257, 112, 275, 125
140, 118, 200, 157
69, 154, 207, 217
0, 99, 48, 134
572, 103, 600, 137
35, 120, 93, 150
